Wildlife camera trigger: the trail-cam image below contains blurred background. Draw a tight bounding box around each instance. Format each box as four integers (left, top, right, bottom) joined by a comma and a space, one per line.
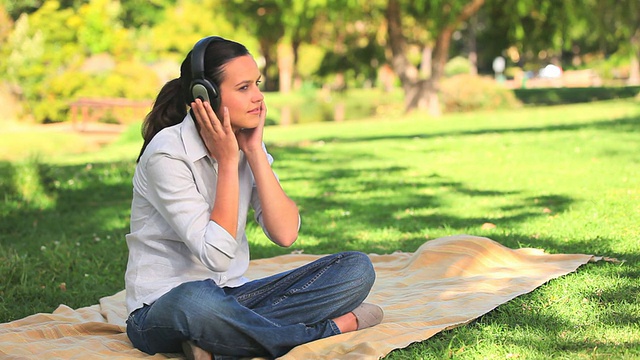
0, 0, 638, 127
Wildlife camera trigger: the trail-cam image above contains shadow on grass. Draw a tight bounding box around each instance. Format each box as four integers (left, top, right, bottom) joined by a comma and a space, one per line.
0, 159, 134, 321
250, 143, 582, 259
306, 114, 640, 144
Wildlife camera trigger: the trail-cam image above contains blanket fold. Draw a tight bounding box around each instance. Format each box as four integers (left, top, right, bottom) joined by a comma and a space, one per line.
0, 235, 594, 360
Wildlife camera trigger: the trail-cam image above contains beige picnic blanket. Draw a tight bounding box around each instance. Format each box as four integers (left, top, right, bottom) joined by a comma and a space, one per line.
0, 235, 596, 359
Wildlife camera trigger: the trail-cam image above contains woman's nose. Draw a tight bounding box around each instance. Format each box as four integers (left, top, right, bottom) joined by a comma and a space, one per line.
253, 88, 264, 102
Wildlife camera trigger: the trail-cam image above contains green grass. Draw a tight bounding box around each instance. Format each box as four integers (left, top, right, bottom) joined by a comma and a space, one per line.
1, 99, 639, 358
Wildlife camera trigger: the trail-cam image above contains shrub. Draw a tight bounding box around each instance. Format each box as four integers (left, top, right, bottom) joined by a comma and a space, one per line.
440, 74, 521, 112
444, 56, 473, 77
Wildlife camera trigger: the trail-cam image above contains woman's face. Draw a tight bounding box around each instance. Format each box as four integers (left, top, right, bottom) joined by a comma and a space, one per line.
218, 55, 264, 131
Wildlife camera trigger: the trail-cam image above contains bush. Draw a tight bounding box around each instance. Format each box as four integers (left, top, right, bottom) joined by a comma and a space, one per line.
444, 56, 473, 77
440, 74, 521, 112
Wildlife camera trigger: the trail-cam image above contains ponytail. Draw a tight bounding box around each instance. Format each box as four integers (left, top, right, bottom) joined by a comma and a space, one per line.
137, 78, 187, 162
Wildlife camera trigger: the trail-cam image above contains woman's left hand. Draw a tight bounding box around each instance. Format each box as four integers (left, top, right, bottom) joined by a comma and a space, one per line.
236, 101, 266, 154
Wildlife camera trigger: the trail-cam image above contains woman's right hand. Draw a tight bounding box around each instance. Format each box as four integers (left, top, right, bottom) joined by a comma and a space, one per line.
191, 99, 239, 164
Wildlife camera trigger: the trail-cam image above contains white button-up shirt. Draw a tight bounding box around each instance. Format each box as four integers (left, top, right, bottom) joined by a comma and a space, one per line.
125, 114, 274, 314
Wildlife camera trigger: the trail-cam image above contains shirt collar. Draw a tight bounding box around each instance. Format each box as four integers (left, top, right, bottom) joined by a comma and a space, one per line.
181, 112, 211, 163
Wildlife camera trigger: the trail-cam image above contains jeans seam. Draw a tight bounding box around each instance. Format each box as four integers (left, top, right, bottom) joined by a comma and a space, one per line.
328, 319, 341, 335
272, 254, 343, 306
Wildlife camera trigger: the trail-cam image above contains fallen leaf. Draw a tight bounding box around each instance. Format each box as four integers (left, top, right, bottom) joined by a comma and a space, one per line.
481, 222, 497, 229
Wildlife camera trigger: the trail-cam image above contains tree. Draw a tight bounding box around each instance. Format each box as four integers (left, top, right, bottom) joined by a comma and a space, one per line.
584, 0, 640, 84
386, 0, 485, 115
313, 0, 387, 90
220, 1, 285, 91
275, 1, 331, 93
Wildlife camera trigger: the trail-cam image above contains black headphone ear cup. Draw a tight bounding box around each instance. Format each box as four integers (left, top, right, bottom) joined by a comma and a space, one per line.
191, 81, 210, 103
191, 79, 221, 113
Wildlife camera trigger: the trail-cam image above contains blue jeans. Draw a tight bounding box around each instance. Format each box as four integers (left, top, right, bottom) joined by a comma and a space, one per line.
126, 251, 375, 359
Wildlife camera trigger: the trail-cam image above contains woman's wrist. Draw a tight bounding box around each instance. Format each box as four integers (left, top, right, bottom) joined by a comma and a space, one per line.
243, 147, 267, 163
216, 154, 240, 168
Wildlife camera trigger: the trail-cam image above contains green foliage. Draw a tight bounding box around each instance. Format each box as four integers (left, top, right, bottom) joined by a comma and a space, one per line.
514, 86, 640, 105
440, 74, 521, 112
144, 0, 256, 61
316, 36, 385, 88
105, 61, 162, 99
296, 43, 326, 78
1, 14, 46, 101
76, 0, 123, 55
119, 0, 175, 28
587, 51, 635, 81
1, 0, 41, 19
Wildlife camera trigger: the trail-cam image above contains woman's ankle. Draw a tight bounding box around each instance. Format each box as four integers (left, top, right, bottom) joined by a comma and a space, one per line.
332, 312, 358, 333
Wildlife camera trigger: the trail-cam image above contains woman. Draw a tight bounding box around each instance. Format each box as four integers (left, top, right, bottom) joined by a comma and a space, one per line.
124, 36, 383, 359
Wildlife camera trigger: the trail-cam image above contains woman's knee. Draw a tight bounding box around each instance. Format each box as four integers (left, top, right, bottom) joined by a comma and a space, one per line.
339, 251, 376, 289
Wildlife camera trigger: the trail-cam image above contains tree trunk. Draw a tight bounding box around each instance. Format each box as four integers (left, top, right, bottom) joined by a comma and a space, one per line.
386, 0, 423, 113
420, 46, 432, 78
425, 28, 456, 116
628, 28, 640, 86
468, 15, 478, 75
277, 41, 294, 93
292, 39, 302, 90
386, 0, 416, 86
259, 39, 278, 92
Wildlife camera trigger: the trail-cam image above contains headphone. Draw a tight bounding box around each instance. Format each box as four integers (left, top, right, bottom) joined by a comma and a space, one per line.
189, 36, 224, 113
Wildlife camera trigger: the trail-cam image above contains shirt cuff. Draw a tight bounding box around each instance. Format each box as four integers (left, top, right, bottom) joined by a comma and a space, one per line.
204, 220, 238, 258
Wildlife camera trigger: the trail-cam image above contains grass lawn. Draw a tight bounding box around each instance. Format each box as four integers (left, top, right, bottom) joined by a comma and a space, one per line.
1, 99, 639, 358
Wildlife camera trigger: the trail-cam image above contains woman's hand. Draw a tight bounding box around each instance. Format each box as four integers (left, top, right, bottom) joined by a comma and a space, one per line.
191, 99, 239, 164
236, 101, 266, 155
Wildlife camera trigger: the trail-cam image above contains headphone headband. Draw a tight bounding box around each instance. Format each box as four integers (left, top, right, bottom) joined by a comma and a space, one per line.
189, 36, 224, 112
191, 36, 223, 81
